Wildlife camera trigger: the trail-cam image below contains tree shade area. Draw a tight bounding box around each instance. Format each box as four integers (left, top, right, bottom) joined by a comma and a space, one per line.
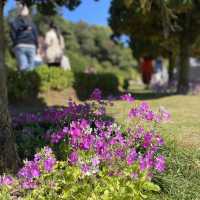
109, 0, 200, 93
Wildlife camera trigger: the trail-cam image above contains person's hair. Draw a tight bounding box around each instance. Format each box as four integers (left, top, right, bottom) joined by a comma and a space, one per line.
49, 21, 62, 44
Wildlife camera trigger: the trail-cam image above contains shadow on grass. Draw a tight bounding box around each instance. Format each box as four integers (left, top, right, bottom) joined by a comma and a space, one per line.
131, 91, 177, 100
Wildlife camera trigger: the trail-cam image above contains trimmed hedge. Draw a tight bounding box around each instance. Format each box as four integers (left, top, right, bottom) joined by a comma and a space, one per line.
73, 72, 120, 100
8, 65, 139, 102
8, 66, 74, 102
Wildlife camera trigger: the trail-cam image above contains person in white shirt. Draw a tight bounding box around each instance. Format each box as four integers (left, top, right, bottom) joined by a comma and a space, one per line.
45, 22, 65, 67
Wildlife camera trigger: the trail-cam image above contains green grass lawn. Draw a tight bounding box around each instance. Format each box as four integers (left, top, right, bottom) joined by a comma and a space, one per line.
108, 94, 200, 200
109, 94, 200, 149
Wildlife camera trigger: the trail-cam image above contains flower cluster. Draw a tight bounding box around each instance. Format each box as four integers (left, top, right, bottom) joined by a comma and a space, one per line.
129, 102, 170, 123
5, 90, 169, 194
0, 176, 14, 186
64, 118, 166, 177
18, 147, 56, 189
120, 93, 135, 103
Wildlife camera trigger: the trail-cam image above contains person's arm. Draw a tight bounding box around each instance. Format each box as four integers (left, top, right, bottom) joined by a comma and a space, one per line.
61, 35, 65, 51
32, 24, 38, 48
45, 32, 52, 47
10, 22, 16, 45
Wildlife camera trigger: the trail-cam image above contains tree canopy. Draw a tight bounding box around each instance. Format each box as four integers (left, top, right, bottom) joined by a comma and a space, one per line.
109, 0, 200, 93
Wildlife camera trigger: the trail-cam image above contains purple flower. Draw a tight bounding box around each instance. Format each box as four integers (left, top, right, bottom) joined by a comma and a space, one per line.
0, 176, 14, 186
80, 136, 93, 151
145, 111, 154, 121
44, 157, 56, 172
139, 153, 154, 171
143, 132, 153, 149
156, 135, 164, 146
68, 151, 78, 165
139, 102, 150, 112
159, 107, 171, 122
115, 148, 125, 159
44, 146, 53, 156
128, 108, 140, 118
81, 163, 90, 174
34, 153, 42, 163
70, 127, 81, 137
18, 161, 40, 179
127, 149, 138, 165
90, 88, 102, 101
154, 156, 166, 172
95, 107, 106, 116
21, 179, 37, 189
120, 93, 135, 103
91, 157, 100, 166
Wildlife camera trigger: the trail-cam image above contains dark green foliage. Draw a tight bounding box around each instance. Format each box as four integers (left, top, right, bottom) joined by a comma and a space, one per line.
7, 66, 74, 102
7, 69, 41, 103
74, 72, 119, 100
15, 123, 48, 160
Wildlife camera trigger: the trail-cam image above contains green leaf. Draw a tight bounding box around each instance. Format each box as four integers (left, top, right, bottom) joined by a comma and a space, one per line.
142, 181, 161, 192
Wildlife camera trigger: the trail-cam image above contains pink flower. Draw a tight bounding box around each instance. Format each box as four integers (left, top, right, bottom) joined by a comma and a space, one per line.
154, 156, 166, 172
0, 176, 14, 186
44, 157, 56, 172
90, 88, 102, 101
120, 93, 134, 103
68, 151, 78, 165
127, 149, 138, 165
159, 107, 171, 122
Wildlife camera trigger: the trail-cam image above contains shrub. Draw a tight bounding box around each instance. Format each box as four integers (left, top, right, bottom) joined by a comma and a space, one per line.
8, 69, 41, 103
35, 66, 74, 91
73, 72, 119, 100
8, 66, 74, 102
102, 67, 140, 91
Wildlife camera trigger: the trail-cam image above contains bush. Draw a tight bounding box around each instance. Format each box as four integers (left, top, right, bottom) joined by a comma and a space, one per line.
8, 69, 41, 103
8, 66, 74, 102
35, 66, 74, 91
101, 67, 139, 91
74, 72, 119, 100
68, 52, 102, 73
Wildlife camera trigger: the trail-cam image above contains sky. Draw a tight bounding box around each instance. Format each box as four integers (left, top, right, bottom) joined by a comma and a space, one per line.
4, 0, 111, 26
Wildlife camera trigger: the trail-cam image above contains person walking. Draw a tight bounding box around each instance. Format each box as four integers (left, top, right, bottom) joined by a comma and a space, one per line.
44, 22, 65, 67
140, 56, 153, 87
10, 3, 38, 70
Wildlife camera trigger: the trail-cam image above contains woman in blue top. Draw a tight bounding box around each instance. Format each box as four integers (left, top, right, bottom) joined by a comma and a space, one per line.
10, 4, 38, 70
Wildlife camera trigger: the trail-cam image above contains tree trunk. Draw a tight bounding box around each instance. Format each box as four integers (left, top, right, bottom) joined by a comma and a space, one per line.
177, 36, 190, 94
168, 51, 176, 84
0, 1, 20, 173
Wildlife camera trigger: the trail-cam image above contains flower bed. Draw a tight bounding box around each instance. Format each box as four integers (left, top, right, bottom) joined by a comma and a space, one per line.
0, 89, 170, 199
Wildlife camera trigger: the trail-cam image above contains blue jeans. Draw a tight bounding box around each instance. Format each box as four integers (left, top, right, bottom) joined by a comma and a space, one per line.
14, 46, 36, 70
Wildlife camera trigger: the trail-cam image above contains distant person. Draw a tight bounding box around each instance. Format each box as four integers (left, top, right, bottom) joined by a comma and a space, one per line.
10, 3, 38, 70
155, 56, 163, 73
152, 56, 163, 83
140, 56, 153, 87
151, 56, 168, 90
45, 22, 65, 67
